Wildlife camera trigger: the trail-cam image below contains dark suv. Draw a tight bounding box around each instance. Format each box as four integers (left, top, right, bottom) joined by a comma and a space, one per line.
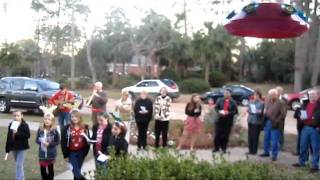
0, 77, 81, 113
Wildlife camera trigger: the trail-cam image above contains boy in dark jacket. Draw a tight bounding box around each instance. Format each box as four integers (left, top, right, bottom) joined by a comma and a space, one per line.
134, 91, 153, 151
5, 111, 30, 180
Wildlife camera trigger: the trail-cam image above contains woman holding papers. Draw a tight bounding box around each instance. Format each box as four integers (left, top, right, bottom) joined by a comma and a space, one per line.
91, 112, 112, 167
5, 111, 30, 180
61, 109, 90, 180
133, 91, 153, 151
247, 90, 265, 155
36, 113, 60, 180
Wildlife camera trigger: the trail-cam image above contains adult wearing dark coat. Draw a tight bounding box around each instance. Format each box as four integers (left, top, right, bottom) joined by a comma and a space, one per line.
134, 91, 153, 151
213, 89, 238, 153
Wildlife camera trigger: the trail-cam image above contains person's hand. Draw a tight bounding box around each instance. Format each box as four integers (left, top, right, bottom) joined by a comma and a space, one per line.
64, 158, 69, 162
43, 142, 49, 147
13, 130, 17, 134
4, 153, 8, 160
139, 110, 148, 114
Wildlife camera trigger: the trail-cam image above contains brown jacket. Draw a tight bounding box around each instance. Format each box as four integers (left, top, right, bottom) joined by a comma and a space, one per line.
265, 99, 286, 129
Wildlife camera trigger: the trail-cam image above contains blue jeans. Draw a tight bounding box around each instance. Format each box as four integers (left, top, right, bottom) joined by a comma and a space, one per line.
263, 119, 280, 158
58, 112, 70, 130
12, 150, 26, 180
69, 151, 85, 179
299, 126, 320, 169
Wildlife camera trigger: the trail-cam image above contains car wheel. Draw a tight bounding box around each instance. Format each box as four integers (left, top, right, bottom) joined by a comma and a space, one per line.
0, 98, 10, 113
291, 100, 301, 111
241, 98, 249, 106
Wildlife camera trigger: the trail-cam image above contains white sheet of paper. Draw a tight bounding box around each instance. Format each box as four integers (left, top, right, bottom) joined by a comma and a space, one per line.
140, 106, 146, 112
81, 132, 97, 144
67, 163, 73, 171
300, 110, 308, 120
97, 153, 109, 162
4, 153, 8, 160
10, 121, 20, 131
250, 104, 257, 114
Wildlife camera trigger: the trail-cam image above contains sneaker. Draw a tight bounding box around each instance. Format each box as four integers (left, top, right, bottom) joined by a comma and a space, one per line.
271, 157, 277, 161
292, 163, 303, 167
259, 153, 270, 157
310, 168, 319, 173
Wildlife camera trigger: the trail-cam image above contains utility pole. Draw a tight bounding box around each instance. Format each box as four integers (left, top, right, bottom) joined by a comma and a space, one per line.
70, 8, 76, 89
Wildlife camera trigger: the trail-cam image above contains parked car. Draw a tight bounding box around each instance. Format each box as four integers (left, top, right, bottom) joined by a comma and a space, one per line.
0, 77, 82, 114
121, 79, 179, 99
283, 88, 313, 110
201, 85, 254, 106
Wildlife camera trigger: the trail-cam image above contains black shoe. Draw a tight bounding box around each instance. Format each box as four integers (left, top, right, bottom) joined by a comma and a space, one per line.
271, 157, 277, 161
310, 168, 319, 173
259, 153, 270, 157
292, 163, 303, 167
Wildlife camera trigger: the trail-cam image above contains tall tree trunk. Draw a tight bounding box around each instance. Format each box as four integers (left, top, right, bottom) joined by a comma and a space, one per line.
70, 9, 76, 89
239, 38, 246, 81
112, 60, 117, 87
86, 39, 97, 83
204, 61, 210, 82
183, 0, 187, 36
311, 23, 320, 86
294, 0, 310, 91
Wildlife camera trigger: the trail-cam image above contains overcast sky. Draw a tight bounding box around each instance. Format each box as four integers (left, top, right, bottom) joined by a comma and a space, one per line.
0, 0, 260, 45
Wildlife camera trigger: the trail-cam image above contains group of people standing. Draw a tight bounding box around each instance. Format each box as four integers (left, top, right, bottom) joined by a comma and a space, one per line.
4, 80, 320, 180
4, 82, 128, 180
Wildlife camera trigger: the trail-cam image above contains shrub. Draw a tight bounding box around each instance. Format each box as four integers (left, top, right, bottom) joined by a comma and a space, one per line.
209, 71, 228, 87
114, 75, 138, 89
95, 150, 313, 180
160, 68, 180, 82
179, 78, 210, 93
76, 76, 91, 89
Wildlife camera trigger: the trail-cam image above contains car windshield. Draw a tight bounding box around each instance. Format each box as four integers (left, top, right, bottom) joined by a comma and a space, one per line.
37, 80, 60, 91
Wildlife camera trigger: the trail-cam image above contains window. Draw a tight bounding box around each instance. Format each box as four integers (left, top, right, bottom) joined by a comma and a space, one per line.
147, 81, 159, 87
232, 87, 247, 94
11, 80, 24, 90
137, 82, 147, 87
24, 81, 38, 91
0, 80, 7, 90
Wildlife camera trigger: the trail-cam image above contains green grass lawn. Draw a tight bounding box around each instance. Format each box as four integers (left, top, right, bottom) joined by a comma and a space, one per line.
0, 127, 67, 179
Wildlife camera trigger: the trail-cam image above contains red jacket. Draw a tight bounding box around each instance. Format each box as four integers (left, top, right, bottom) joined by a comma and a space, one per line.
49, 91, 74, 112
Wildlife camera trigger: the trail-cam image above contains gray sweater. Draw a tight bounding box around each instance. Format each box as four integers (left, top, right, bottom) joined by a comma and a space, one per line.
247, 100, 265, 125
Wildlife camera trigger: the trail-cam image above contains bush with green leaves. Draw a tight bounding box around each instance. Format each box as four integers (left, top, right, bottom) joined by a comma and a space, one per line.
160, 68, 180, 82
114, 75, 138, 89
76, 76, 91, 89
95, 149, 314, 180
209, 71, 228, 87
179, 78, 210, 93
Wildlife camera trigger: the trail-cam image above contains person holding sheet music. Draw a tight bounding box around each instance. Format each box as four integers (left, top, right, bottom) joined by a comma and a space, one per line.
293, 90, 320, 173
61, 109, 90, 180
5, 111, 30, 180
36, 113, 60, 180
133, 91, 153, 151
247, 90, 265, 155
91, 112, 112, 168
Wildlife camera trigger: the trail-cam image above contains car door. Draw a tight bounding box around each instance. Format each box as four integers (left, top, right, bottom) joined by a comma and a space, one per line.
8, 79, 25, 107
21, 80, 40, 108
